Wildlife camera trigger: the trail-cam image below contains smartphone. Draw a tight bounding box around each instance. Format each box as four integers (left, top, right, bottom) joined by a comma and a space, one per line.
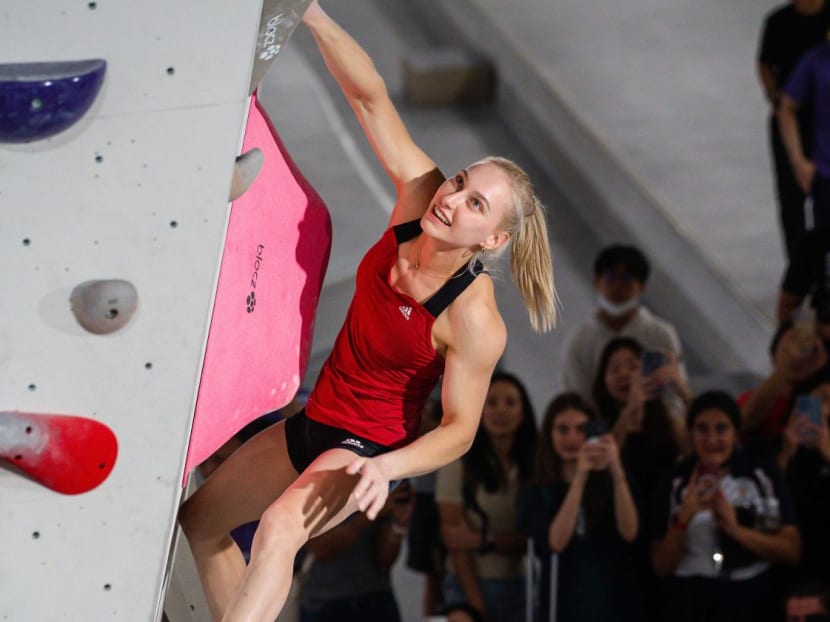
641, 350, 666, 377
795, 394, 823, 443
792, 307, 817, 356
696, 462, 720, 497
581, 419, 608, 442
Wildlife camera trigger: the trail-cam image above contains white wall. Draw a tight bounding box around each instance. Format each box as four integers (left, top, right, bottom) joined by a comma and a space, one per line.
0, 2, 264, 619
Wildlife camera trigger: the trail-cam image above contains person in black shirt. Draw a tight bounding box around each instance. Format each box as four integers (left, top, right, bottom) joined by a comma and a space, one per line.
750, 367, 830, 588
518, 393, 641, 622
757, 0, 830, 260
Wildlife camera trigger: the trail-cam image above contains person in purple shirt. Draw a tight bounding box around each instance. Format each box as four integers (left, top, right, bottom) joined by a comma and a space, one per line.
777, 41, 830, 340
757, 0, 830, 262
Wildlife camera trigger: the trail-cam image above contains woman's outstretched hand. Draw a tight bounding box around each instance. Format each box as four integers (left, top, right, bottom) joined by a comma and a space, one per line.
345, 456, 391, 520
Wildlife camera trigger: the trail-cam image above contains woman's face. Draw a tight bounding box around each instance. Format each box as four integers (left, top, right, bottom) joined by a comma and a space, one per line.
481, 380, 525, 439
691, 408, 737, 467
551, 408, 589, 461
423, 161, 512, 252
604, 347, 640, 403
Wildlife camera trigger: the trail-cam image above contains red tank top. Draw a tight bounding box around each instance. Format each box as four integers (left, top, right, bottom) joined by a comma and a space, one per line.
306, 221, 481, 447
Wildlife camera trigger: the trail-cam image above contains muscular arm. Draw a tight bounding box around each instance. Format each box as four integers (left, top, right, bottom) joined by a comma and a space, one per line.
302, 2, 442, 224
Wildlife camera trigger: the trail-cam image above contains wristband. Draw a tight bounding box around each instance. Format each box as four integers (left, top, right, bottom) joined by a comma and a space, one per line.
671, 513, 688, 532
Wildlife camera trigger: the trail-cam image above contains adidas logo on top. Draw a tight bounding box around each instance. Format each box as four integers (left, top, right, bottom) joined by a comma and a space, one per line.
399, 305, 412, 320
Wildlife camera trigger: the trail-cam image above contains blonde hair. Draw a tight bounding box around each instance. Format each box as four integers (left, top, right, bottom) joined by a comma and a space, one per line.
475, 156, 558, 333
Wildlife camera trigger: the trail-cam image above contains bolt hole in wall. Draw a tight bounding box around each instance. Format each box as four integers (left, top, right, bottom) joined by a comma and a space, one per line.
166, 66, 175, 76
169, 220, 177, 228
88, 2, 96, 9
22, 238, 30, 246
27, 384, 36, 391
32, 532, 39, 539
105, 308, 118, 319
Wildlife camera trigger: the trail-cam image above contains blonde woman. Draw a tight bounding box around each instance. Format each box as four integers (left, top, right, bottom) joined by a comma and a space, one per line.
178, 3, 557, 621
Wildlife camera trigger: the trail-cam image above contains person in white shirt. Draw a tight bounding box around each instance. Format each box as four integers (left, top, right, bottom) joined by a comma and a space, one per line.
561, 244, 689, 418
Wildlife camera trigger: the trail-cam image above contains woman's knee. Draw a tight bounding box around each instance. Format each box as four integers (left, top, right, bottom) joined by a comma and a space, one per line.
254, 503, 308, 554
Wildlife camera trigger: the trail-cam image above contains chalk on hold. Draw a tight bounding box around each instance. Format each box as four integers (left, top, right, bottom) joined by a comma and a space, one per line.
249, 0, 314, 94
70, 279, 138, 335
402, 47, 495, 107
229, 148, 264, 201
0, 59, 106, 143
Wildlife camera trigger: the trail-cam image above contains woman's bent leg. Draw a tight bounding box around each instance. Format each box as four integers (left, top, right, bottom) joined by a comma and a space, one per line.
178, 420, 300, 621
222, 448, 367, 622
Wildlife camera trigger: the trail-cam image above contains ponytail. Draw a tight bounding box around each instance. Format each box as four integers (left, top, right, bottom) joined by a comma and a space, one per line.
477, 156, 558, 333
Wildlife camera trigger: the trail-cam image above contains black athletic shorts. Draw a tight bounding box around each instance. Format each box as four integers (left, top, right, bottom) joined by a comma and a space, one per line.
284, 409, 392, 474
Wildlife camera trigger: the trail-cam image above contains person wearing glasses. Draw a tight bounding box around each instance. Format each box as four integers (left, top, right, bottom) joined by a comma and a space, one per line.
651, 391, 801, 622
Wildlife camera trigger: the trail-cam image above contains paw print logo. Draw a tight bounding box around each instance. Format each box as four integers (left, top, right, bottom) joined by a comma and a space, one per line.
259, 44, 280, 61
246, 291, 256, 314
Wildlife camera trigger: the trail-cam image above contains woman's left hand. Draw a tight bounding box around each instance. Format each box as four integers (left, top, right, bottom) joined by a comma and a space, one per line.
712, 489, 739, 536
346, 456, 391, 520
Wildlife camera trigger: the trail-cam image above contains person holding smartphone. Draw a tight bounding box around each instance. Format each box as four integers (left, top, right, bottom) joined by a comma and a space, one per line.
592, 337, 684, 499
739, 320, 827, 440
651, 391, 801, 622
518, 392, 640, 622
766, 368, 830, 588
560, 244, 689, 420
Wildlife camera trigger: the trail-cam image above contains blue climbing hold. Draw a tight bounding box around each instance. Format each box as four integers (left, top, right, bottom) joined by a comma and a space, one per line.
0, 59, 106, 143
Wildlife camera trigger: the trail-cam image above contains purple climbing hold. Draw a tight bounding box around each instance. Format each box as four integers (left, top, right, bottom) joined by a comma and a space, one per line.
0, 59, 106, 143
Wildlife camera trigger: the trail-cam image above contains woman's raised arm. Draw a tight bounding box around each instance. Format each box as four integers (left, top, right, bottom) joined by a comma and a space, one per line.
302, 2, 443, 224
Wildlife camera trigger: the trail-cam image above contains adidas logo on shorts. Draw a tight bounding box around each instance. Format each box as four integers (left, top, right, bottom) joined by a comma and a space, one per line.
341, 437, 365, 450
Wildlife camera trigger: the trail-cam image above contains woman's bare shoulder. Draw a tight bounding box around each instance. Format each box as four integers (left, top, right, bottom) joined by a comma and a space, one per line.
438, 275, 506, 354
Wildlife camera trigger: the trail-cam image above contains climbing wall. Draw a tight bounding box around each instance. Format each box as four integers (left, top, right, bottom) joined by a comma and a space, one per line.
0, 1, 324, 619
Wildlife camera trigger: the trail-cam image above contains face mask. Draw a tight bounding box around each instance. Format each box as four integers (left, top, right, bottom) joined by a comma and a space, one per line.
597, 294, 639, 317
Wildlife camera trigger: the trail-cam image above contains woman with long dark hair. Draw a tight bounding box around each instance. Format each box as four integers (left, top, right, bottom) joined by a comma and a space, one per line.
435, 371, 538, 621
519, 392, 641, 621
593, 336, 684, 499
